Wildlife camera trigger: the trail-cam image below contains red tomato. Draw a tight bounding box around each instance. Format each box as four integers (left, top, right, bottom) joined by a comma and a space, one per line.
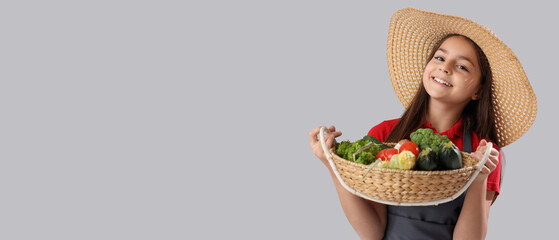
399, 141, 420, 157
395, 139, 410, 149
376, 148, 399, 162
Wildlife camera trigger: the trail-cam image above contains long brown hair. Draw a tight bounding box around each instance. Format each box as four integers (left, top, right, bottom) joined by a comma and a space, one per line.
385, 34, 499, 147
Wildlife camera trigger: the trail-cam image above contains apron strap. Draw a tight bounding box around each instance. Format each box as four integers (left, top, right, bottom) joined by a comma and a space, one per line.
463, 121, 472, 153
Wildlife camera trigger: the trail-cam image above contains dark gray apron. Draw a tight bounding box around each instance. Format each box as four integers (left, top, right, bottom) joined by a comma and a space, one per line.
382, 126, 472, 240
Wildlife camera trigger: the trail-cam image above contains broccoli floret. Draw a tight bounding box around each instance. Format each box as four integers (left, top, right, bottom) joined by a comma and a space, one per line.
347, 139, 364, 161
410, 132, 422, 144
336, 140, 352, 159
355, 151, 374, 165
410, 128, 451, 152
336, 137, 383, 165
429, 134, 450, 152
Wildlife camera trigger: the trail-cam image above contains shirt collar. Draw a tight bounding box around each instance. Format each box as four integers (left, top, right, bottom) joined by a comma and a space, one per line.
422, 118, 464, 139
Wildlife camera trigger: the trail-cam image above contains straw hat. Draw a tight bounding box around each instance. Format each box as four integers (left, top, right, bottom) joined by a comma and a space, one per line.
387, 7, 537, 147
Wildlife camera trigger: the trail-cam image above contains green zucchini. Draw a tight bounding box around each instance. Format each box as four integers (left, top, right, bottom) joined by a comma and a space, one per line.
438, 141, 462, 170
416, 147, 439, 171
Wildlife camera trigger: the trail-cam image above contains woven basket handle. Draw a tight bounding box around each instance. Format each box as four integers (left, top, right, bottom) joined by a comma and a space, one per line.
473, 142, 493, 173
318, 126, 333, 161
319, 126, 355, 194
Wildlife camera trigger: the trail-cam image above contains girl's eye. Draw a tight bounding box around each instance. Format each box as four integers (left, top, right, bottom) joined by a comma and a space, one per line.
434, 56, 444, 61
458, 65, 469, 72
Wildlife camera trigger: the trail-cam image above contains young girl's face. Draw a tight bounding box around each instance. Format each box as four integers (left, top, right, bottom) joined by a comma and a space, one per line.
422, 36, 482, 106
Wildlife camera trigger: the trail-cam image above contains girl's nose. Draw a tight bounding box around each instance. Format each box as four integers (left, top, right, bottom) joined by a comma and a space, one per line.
439, 63, 451, 74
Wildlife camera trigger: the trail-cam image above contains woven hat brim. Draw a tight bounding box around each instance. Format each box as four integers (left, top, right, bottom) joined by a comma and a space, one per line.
387, 7, 537, 147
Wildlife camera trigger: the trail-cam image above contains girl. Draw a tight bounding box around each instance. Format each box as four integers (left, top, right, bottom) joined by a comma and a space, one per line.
309, 8, 537, 240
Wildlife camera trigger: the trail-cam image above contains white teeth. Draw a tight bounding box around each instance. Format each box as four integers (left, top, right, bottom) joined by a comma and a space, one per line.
433, 77, 452, 87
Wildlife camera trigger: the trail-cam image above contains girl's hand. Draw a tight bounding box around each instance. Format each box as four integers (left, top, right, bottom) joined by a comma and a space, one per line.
309, 125, 342, 168
470, 139, 499, 181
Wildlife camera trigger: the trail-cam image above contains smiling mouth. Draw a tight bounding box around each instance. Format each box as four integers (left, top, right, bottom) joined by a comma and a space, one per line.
433, 77, 453, 87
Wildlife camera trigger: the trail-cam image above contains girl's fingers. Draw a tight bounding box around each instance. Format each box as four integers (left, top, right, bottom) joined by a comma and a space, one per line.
326, 135, 335, 148
476, 146, 486, 156
309, 127, 321, 142
479, 153, 499, 175
326, 132, 342, 146
485, 158, 497, 170
471, 146, 499, 175
470, 149, 485, 160
474, 139, 488, 155
473, 141, 500, 178
309, 126, 342, 149
484, 148, 499, 172
470, 152, 480, 160
490, 148, 499, 157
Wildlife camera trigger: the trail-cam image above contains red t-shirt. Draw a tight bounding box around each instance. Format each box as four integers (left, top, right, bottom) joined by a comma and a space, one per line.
367, 118, 501, 196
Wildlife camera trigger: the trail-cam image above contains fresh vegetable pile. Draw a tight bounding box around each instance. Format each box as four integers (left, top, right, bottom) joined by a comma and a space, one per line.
411, 128, 462, 171
335, 136, 391, 165
336, 128, 463, 171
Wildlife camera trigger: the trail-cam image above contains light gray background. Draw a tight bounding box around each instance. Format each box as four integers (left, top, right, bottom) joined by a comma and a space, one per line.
1, 1, 557, 239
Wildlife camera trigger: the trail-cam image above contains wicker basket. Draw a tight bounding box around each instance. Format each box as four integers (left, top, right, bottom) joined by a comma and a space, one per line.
319, 127, 491, 206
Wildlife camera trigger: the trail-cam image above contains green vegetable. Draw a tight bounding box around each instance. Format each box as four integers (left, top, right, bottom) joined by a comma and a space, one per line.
355, 151, 374, 165
335, 136, 385, 165
336, 141, 352, 159
374, 160, 389, 169
362, 136, 391, 150
410, 128, 451, 152
415, 147, 439, 171
438, 141, 462, 170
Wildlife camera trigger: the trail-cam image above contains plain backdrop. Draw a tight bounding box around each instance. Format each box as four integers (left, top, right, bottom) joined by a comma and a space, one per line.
1, 0, 557, 239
